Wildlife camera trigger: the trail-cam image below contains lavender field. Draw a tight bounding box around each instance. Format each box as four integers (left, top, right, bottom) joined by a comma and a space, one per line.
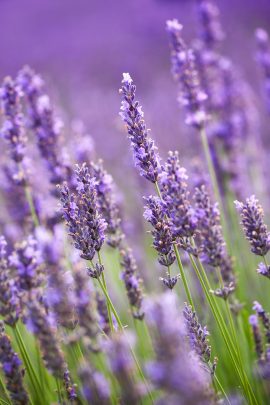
0, 0, 270, 404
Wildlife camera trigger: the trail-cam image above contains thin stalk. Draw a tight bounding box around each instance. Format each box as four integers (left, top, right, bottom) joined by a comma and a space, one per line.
195, 257, 258, 405
97, 252, 114, 332
24, 186, 40, 227
11, 325, 41, 402
55, 377, 63, 404
0, 375, 11, 405
214, 374, 231, 405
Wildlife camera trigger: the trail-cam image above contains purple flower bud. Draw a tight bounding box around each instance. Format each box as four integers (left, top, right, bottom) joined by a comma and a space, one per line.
79, 362, 110, 405
257, 262, 270, 279
119, 73, 161, 183
235, 195, 270, 257
166, 19, 208, 129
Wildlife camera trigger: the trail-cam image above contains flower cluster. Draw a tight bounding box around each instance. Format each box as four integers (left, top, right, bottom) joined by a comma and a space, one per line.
119, 73, 161, 183
166, 19, 208, 128
60, 163, 106, 261
235, 195, 270, 257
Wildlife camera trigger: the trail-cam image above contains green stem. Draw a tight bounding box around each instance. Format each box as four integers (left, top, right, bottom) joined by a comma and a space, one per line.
96, 278, 153, 403
173, 244, 194, 310
55, 377, 63, 404
97, 252, 114, 332
0, 375, 11, 405
12, 324, 43, 401
24, 186, 40, 227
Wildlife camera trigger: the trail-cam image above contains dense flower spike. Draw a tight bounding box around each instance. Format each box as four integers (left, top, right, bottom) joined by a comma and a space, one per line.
166, 19, 208, 128
183, 303, 211, 364
250, 302, 270, 379
255, 28, 270, 112
17, 66, 72, 185
0, 236, 20, 325
146, 293, 214, 404
235, 195, 270, 257
26, 300, 66, 377
79, 362, 110, 405
89, 160, 123, 248
60, 163, 106, 261
63, 368, 77, 402
0, 322, 29, 405
73, 268, 99, 350
197, 0, 224, 49
105, 332, 143, 405
9, 236, 42, 292
119, 73, 161, 183
161, 151, 197, 240
144, 195, 177, 288
0, 77, 27, 163
120, 247, 144, 319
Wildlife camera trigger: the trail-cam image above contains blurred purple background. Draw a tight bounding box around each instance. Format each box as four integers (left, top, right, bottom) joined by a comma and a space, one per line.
0, 0, 270, 173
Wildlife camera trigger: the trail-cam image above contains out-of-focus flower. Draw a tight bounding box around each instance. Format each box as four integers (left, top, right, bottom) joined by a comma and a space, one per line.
0, 321, 29, 405
119, 73, 161, 183
79, 362, 110, 405
63, 368, 77, 403
197, 0, 225, 50
235, 195, 270, 257
145, 292, 215, 404
255, 28, 270, 113
166, 19, 208, 128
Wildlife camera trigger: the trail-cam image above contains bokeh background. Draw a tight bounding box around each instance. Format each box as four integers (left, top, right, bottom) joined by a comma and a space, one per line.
1, 0, 270, 170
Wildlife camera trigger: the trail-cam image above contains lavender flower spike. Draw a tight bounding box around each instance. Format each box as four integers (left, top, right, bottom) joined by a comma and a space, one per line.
166, 19, 208, 128
79, 362, 110, 405
161, 151, 197, 240
0, 76, 27, 163
0, 321, 29, 405
197, 0, 225, 49
60, 163, 107, 262
257, 262, 270, 279
235, 195, 270, 256
119, 73, 161, 183
255, 28, 270, 113
146, 292, 214, 404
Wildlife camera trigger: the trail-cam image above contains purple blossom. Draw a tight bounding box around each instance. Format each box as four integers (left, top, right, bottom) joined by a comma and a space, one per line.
120, 247, 144, 320
161, 151, 197, 240
235, 195, 270, 257
166, 19, 208, 128
89, 160, 123, 248
63, 368, 77, 402
79, 362, 110, 405
197, 0, 225, 50
119, 73, 161, 183
255, 28, 270, 112
105, 332, 142, 405
145, 292, 214, 404
9, 235, 42, 292
25, 299, 65, 377
183, 303, 212, 364
60, 163, 107, 261
0, 236, 21, 326
0, 76, 27, 163
0, 322, 29, 405
257, 262, 270, 279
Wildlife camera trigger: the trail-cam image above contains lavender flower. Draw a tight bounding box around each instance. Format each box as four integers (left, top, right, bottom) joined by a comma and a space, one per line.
60, 163, 106, 262
119, 73, 161, 183
161, 151, 197, 240
26, 300, 65, 377
253, 301, 270, 343
73, 268, 99, 351
105, 332, 143, 405
120, 247, 144, 320
0, 322, 28, 405
89, 160, 123, 248
183, 303, 211, 364
235, 195, 270, 257
257, 262, 270, 279
197, 0, 224, 49
144, 195, 177, 288
255, 28, 270, 112
9, 236, 42, 292
249, 314, 264, 360
17, 66, 71, 186
79, 362, 110, 405
166, 19, 208, 128
146, 293, 214, 404
0, 236, 20, 326
0, 77, 26, 163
